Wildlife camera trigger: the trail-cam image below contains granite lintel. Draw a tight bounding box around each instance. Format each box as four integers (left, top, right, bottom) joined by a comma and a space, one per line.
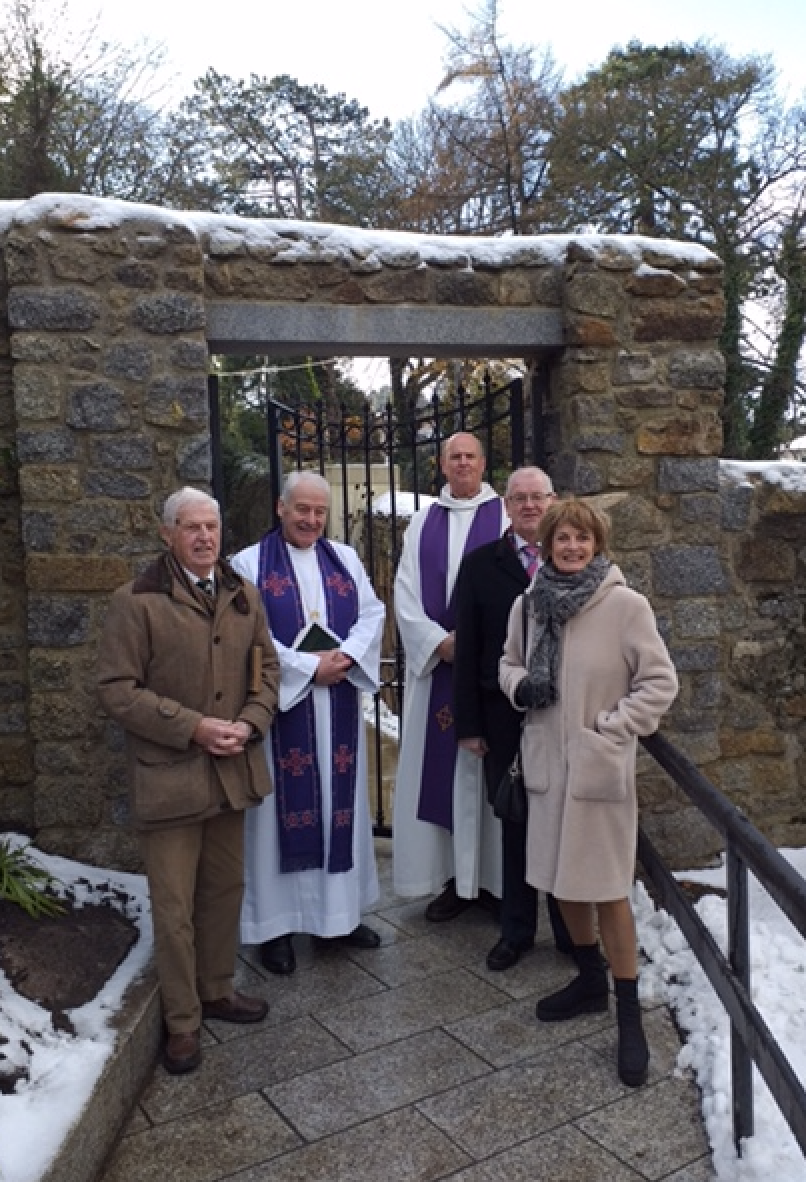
205, 301, 565, 357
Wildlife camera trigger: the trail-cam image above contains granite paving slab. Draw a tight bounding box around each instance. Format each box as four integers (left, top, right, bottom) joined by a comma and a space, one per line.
140, 1015, 350, 1123
466, 942, 582, 1000
399, 920, 501, 967
317, 967, 508, 1053
574, 1075, 712, 1180
375, 899, 434, 937
445, 1124, 647, 1181
346, 929, 488, 988
121, 1107, 150, 1136
229, 950, 387, 1035
376, 900, 498, 942
95, 839, 714, 1182
662, 1158, 717, 1181
227, 1107, 472, 1182
445, 993, 614, 1069
267, 1028, 491, 1139
101, 1093, 299, 1182
416, 1040, 628, 1160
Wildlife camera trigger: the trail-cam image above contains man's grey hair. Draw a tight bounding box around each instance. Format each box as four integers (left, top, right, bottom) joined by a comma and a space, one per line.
162, 487, 221, 527
280, 471, 331, 501
505, 466, 554, 496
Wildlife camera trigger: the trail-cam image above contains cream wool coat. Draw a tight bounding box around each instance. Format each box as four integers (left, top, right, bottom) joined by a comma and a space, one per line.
499, 565, 678, 902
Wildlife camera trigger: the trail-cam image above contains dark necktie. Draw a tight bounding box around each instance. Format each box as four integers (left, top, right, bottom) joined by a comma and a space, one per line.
197, 577, 215, 597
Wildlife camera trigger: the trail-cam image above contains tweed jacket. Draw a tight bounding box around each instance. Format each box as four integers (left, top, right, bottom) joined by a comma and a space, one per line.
499, 565, 678, 901
454, 535, 529, 790
97, 553, 280, 831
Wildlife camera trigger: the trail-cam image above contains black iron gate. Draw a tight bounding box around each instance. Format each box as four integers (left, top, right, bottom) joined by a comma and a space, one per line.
209, 366, 545, 832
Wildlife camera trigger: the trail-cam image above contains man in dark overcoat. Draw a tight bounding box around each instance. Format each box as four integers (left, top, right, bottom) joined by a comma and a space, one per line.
454, 466, 572, 970
97, 487, 280, 1074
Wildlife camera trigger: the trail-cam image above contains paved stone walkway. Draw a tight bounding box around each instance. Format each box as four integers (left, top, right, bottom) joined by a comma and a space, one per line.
100, 840, 714, 1182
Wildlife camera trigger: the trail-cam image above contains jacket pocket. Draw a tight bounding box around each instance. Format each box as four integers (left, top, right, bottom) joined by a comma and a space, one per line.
244, 743, 272, 804
520, 723, 549, 794
133, 748, 210, 823
568, 728, 629, 802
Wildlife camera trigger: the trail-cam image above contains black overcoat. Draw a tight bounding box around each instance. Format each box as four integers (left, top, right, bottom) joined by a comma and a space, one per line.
453, 534, 528, 802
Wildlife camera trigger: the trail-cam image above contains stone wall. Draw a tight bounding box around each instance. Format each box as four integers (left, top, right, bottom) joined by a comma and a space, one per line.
715, 465, 806, 848
0, 201, 211, 867
0, 193, 802, 872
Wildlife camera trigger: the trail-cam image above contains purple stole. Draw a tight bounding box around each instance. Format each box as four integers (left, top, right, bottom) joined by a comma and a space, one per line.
417, 497, 503, 830
257, 530, 359, 874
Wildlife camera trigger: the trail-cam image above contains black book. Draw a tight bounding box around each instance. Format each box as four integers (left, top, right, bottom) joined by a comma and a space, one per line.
294, 621, 341, 653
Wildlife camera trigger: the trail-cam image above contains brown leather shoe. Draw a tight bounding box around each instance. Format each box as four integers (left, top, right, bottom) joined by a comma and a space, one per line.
201, 991, 269, 1024
163, 1030, 201, 1074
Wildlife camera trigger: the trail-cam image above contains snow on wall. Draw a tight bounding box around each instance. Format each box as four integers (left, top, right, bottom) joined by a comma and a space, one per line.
0, 193, 721, 273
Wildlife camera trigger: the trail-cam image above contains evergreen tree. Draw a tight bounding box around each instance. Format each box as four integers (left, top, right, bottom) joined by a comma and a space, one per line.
178, 70, 392, 224
546, 41, 806, 456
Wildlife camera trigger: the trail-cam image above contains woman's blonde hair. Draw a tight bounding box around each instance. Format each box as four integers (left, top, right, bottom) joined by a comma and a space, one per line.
537, 497, 611, 561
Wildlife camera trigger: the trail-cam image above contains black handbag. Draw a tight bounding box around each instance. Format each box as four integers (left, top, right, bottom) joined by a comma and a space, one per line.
493, 749, 527, 824
493, 598, 529, 825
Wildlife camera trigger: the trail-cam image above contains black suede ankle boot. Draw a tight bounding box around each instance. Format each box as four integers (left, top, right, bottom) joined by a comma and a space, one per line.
536, 942, 609, 1022
614, 977, 649, 1087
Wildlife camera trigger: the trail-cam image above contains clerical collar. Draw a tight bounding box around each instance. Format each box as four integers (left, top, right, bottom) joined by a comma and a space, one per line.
438, 481, 497, 510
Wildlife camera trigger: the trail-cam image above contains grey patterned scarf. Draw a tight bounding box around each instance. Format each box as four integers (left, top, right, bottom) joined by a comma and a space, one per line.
523, 553, 611, 708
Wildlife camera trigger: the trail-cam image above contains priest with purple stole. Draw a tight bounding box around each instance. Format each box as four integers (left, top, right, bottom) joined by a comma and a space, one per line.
393, 433, 507, 919
231, 471, 385, 976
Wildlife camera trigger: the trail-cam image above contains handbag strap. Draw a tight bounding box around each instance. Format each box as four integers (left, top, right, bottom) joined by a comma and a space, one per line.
517, 596, 528, 732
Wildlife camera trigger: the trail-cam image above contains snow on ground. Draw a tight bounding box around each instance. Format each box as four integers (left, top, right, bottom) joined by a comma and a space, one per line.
0, 836, 152, 1182
1, 838, 805, 1182
362, 692, 401, 740
372, 489, 435, 517
636, 848, 806, 1181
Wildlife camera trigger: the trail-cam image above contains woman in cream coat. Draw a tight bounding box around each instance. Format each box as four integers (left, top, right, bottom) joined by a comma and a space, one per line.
499, 498, 678, 1087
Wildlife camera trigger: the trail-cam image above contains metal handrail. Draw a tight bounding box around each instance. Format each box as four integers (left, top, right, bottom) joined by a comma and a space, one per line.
639, 731, 806, 1158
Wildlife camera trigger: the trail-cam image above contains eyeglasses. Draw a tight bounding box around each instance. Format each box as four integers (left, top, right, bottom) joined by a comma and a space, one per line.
508, 492, 554, 506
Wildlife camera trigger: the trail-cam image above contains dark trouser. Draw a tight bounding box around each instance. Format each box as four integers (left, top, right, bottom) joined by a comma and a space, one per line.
500, 817, 571, 949
485, 741, 572, 951
500, 815, 537, 946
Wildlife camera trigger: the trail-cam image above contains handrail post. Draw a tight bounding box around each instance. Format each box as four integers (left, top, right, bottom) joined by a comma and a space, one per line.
728, 841, 754, 1152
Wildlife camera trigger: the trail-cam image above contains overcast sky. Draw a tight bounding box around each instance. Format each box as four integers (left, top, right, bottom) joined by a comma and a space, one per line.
66, 0, 806, 120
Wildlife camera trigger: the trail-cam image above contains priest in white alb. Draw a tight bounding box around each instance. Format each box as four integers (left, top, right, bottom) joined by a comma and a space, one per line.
231, 471, 385, 975
393, 432, 507, 921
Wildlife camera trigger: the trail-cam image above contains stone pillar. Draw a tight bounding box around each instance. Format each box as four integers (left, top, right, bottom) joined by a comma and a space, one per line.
0, 231, 35, 826
4, 208, 209, 866
551, 239, 728, 865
